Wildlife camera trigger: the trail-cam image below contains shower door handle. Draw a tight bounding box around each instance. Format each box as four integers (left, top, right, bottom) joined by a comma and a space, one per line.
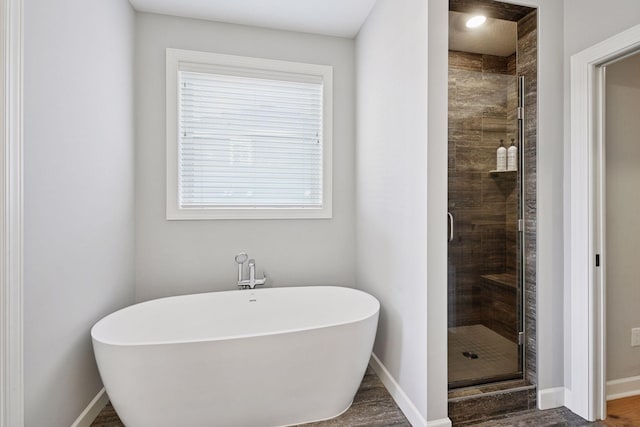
447, 212, 454, 242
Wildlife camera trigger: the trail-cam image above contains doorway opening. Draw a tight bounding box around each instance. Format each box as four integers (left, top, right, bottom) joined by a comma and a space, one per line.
598, 51, 640, 426
566, 22, 640, 423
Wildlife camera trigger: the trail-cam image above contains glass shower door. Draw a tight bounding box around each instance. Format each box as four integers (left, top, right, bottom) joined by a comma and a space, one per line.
447, 65, 524, 389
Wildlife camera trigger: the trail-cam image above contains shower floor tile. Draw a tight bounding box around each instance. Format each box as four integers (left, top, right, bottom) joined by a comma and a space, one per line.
449, 324, 519, 386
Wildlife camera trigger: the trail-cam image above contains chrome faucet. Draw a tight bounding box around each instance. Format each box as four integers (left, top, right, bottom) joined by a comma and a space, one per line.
234, 252, 267, 289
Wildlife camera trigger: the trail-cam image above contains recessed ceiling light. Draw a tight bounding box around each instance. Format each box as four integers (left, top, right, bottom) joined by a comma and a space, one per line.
466, 15, 487, 28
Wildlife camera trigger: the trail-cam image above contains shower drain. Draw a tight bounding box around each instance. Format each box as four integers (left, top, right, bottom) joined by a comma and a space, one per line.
462, 351, 479, 359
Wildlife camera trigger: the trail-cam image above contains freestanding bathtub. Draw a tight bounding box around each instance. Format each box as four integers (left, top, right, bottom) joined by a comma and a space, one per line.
91, 286, 380, 427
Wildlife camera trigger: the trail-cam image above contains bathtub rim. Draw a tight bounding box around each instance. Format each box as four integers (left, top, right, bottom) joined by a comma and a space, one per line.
91, 285, 380, 347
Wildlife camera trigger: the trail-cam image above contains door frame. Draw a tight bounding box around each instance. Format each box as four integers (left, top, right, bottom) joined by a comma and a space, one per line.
0, 0, 23, 426
567, 23, 640, 422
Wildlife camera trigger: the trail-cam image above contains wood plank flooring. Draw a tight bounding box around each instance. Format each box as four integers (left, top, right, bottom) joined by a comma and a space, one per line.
90, 365, 613, 427
603, 395, 640, 427
91, 366, 410, 427
455, 407, 606, 426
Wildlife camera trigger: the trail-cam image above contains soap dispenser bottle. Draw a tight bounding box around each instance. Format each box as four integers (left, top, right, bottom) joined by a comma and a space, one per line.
507, 138, 518, 171
497, 139, 506, 171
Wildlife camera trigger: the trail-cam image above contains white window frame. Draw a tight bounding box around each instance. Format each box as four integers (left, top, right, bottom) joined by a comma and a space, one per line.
166, 48, 333, 220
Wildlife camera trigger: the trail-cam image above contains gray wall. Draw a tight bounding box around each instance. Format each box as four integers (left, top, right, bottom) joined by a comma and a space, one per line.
564, 0, 640, 57
605, 53, 640, 382
563, 0, 640, 389
427, 0, 449, 419
134, 13, 356, 302
517, 0, 566, 395
356, 0, 429, 420
23, 0, 136, 425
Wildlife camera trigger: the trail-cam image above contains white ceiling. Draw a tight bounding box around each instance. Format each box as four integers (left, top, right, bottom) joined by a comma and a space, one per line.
449, 11, 517, 57
128, 0, 378, 38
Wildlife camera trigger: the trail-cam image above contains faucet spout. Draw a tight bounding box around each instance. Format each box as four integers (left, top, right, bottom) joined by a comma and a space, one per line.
234, 253, 267, 289
248, 259, 256, 287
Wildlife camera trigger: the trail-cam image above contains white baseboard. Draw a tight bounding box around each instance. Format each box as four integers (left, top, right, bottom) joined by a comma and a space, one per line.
607, 375, 640, 400
369, 353, 438, 427
538, 387, 566, 410
70, 388, 108, 427
426, 417, 452, 427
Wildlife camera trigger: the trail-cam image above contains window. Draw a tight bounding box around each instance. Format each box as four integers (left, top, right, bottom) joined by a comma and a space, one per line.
166, 49, 333, 220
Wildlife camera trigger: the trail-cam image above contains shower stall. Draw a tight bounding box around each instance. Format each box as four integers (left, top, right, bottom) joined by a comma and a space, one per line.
447, 0, 537, 395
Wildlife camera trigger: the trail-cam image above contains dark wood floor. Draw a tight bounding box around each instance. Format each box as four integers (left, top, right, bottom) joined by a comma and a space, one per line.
91, 367, 607, 427
603, 395, 640, 427
91, 366, 410, 427
455, 406, 606, 426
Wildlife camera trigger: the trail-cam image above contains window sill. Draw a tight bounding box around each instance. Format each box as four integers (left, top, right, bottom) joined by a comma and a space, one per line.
166, 206, 333, 220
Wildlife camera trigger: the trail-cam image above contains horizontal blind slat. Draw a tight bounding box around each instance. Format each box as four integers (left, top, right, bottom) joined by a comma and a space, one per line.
181, 83, 321, 102
180, 172, 321, 180
182, 193, 322, 199
180, 150, 321, 161
181, 113, 321, 125
182, 137, 321, 148
183, 72, 321, 90
181, 121, 321, 134
180, 164, 320, 173
181, 100, 321, 114
181, 144, 320, 156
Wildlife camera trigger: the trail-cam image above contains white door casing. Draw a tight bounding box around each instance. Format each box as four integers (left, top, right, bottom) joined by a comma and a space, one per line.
567, 23, 640, 421
0, 0, 24, 426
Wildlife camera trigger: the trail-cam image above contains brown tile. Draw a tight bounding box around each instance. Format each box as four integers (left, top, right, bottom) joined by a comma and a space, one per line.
516, 3, 538, 388
449, 172, 482, 208
482, 117, 507, 134
449, 386, 530, 424
450, 0, 536, 22
450, 128, 483, 146
456, 146, 496, 172
302, 399, 408, 427
482, 55, 509, 75
91, 367, 410, 427
455, 407, 604, 426
449, 381, 535, 413
518, 10, 537, 39
91, 403, 123, 427
353, 385, 392, 404
450, 51, 483, 72
507, 53, 517, 76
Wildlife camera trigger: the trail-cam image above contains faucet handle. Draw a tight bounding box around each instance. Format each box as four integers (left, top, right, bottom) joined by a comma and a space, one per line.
254, 270, 267, 287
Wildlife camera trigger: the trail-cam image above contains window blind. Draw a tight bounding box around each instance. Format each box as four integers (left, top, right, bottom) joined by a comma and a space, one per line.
178, 70, 324, 208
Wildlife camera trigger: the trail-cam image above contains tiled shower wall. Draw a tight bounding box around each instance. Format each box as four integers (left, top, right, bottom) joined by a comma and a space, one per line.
518, 9, 538, 385
447, 51, 518, 329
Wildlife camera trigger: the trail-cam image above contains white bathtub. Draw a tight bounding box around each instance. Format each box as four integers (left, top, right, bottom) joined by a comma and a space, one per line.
91, 286, 379, 427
